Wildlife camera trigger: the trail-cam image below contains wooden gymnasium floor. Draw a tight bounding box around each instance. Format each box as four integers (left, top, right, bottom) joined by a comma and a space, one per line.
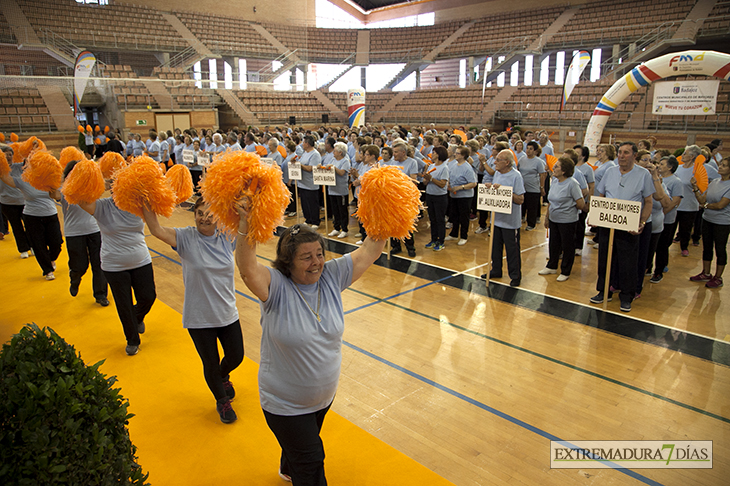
2, 199, 729, 485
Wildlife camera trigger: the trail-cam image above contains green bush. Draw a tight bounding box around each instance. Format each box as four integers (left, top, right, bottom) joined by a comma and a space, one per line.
0, 324, 149, 485
674, 147, 685, 158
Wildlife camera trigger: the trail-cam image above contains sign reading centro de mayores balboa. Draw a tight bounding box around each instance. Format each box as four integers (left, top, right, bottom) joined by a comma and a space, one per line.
347, 88, 365, 128
588, 196, 642, 232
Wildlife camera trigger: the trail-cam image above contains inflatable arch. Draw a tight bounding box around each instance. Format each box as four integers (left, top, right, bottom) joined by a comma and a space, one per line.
584, 50, 730, 155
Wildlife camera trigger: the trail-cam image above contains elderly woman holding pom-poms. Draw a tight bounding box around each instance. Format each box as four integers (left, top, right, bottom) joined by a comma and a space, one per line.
75, 174, 157, 357
235, 204, 386, 484
0, 149, 63, 280
142, 198, 244, 424
0, 145, 32, 258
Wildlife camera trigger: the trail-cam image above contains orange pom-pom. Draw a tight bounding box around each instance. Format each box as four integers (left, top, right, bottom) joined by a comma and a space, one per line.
354, 165, 423, 241
98, 151, 126, 179
104, 126, 110, 134
94, 138, 101, 145
94, 125, 100, 133
199, 151, 290, 243
0, 133, 5, 142
61, 159, 105, 205
165, 164, 194, 205
0, 150, 10, 178
10, 133, 18, 143
59, 146, 85, 168
77, 125, 84, 133
12, 136, 48, 164
112, 156, 176, 218
22, 151, 63, 191
86, 125, 92, 133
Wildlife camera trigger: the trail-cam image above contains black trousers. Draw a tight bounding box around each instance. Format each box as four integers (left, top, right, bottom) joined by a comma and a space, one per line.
263, 402, 333, 486
653, 220, 678, 278
23, 213, 63, 276
104, 263, 156, 346
491, 226, 521, 280
299, 188, 320, 226
547, 220, 577, 276
0, 205, 5, 233
702, 220, 730, 265
644, 231, 662, 275
191, 170, 203, 196
448, 197, 471, 240
188, 320, 245, 401
286, 184, 298, 213
635, 221, 653, 295
596, 227, 639, 304
575, 210, 588, 250
522, 192, 541, 228
329, 194, 349, 232
67, 232, 108, 299
426, 193, 447, 244
1, 203, 31, 253
676, 210, 697, 251
692, 208, 704, 244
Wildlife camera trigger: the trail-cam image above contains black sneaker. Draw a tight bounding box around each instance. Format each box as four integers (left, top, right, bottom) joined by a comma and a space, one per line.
390, 247, 402, 255
125, 344, 139, 356
137, 321, 146, 334
620, 300, 632, 312
223, 377, 236, 399
649, 274, 663, 284
590, 292, 613, 304
510, 278, 520, 287
407, 248, 416, 257
70, 281, 80, 297
216, 398, 237, 424
96, 297, 110, 307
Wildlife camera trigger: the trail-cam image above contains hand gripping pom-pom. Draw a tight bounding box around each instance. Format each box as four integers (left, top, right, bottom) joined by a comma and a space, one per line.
22, 151, 63, 192
99, 151, 126, 179
112, 156, 176, 218
354, 165, 423, 241
0, 150, 10, 178
199, 151, 290, 244
62, 159, 105, 205
59, 146, 85, 168
12, 136, 46, 164
165, 164, 194, 205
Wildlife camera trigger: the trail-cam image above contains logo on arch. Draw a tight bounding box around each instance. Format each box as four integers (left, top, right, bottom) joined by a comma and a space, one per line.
669, 53, 705, 67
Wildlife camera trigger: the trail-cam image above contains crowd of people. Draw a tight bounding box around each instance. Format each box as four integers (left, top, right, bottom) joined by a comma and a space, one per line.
1, 123, 728, 485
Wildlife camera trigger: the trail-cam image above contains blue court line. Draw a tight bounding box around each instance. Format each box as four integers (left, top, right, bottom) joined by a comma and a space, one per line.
343, 340, 664, 486
344, 275, 452, 315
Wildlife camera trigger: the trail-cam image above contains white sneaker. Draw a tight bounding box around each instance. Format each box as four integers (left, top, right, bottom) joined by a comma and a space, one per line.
445, 222, 453, 229
29, 248, 35, 256
20, 251, 29, 259
444, 235, 457, 241
287, 212, 297, 217
538, 267, 557, 275
52, 261, 56, 270
474, 227, 487, 234
328, 229, 339, 236
354, 233, 362, 238
592, 242, 600, 249
585, 230, 595, 236
45, 272, 55, 281
458, 238, 467, 246
310, 225, 319, 230
557, 274, 569, 282
355, 240, 363, 245
337, 231, 348, 238
575, 250, 581, 256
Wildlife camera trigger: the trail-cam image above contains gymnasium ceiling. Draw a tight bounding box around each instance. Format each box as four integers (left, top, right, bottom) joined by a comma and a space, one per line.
348, 0, 412, 11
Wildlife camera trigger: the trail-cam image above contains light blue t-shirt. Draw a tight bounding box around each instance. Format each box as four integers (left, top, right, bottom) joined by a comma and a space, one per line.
597, 164, 655, 203
673, 165, 699, 212
593, 160, 616, 195
518, 156, 546, 193
482, 157, 496, 184
61, 195, 100, 237
11, 176, 57, 217
663, 174, 683, 225
259, 254, 353, 415
651, 181, 668, 233
493, 167, 525, 229
354, 163, 375, 198
93, 197, 151, 272
148, 141, 161, 162
281, 153, 296, 185
426, 163, 449, 196
448, 161, 478, 198
329, 156, 351, 197
702, 179, 730, 225
0, 163, 24, 205
174, 227, 238, 329
548, 177, 583, 223
159, 140, 170, 162
132, 140, 145, 156
386, 157, 419, 178
296, 149, 322, 191
577, 163, 595, 185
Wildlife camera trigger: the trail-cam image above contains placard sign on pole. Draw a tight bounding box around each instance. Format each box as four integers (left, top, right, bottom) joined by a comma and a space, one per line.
260, 157, 275, 167
477, 184, 513, 214
476, 184, 513, 287
182, 149, 195, 166
288, 162, 302, 181
312, 166, 336, 186
587, 196, 642, 233
197, 152, 211, 167
588, 196, 642, 309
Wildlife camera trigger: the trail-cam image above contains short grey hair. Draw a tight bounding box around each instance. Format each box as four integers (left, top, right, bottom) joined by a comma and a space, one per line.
333, 142, 348, 157
683, 144, 701, 160
498, 149, 516, 167
213, 133, 223, 144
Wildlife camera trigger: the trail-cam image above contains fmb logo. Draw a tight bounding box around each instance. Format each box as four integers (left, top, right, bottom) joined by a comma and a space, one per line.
349, 91, 363, 98
669, 53, 705, 67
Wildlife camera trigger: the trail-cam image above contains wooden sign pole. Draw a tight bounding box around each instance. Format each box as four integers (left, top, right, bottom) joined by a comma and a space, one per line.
603, 228, 615, 311
294, 185, 300, 224
322, 185, 329, 234
484, 212, 495, 288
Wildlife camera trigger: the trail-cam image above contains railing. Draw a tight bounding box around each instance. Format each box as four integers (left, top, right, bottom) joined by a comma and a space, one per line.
114, 93, 214, 112
257, 50, 301, 77
0, 114, 56, 134
39, 28, 80, 62
598, 21, 678, 78
39, 27, 188, 52
546, 20, 681, 49
161, 46, 200, 70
